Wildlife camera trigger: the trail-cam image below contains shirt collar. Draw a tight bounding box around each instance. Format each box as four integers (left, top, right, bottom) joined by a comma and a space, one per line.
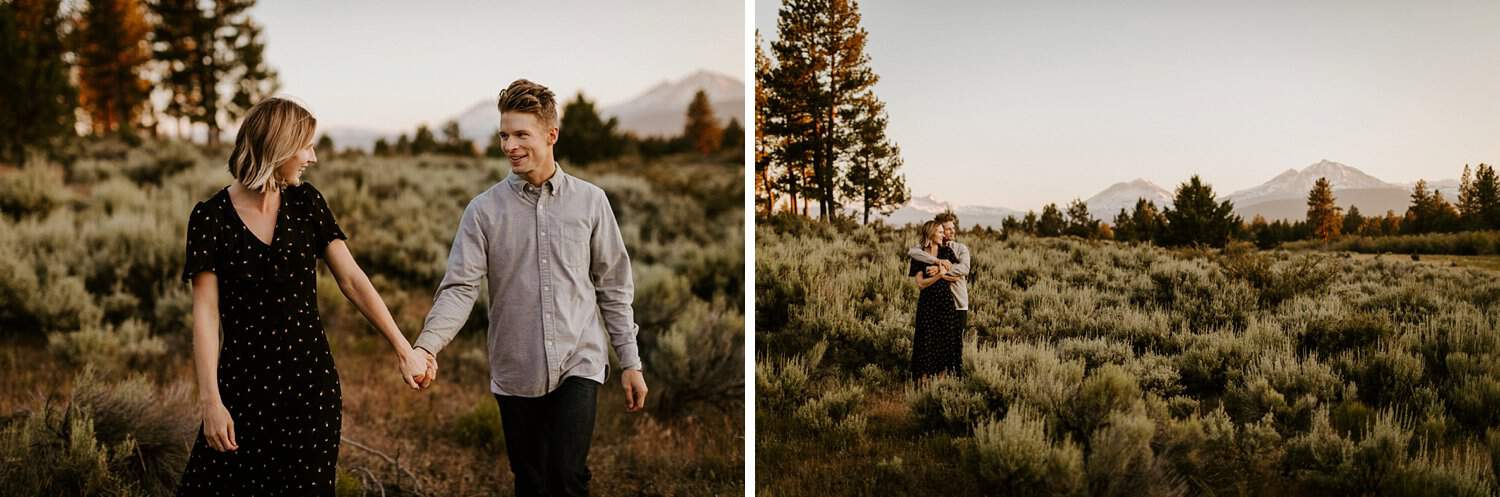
506, 162, 567, 197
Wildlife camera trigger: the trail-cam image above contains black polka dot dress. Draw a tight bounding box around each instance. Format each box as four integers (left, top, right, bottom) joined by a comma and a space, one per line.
908, 245, 965, 379
176, 183, 346, 496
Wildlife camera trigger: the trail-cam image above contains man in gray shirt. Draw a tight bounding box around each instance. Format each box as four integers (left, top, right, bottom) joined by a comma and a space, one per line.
412, 79, 648, 497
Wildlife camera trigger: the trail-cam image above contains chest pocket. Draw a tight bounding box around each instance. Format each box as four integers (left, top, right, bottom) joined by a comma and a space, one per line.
559, 219, 591, 270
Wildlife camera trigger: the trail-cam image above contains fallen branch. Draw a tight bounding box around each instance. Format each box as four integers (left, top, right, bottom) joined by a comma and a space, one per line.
341, 436, 429, 496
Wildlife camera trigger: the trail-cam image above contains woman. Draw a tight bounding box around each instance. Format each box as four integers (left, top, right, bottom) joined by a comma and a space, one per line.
176, 97, 434, 496
908, 220, 963, 380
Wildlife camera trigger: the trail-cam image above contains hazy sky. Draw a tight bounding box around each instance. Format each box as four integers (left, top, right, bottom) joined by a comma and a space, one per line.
756, 0, 1500, 210
253, 0, 743, 134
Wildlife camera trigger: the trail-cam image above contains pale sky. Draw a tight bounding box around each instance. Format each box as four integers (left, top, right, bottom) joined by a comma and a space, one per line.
253, 0, 743, 134
756, 0, 1500, 210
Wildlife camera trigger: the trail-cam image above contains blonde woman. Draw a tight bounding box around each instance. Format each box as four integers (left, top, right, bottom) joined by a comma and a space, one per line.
908, 220, 964, 379
176, 97, 434, 496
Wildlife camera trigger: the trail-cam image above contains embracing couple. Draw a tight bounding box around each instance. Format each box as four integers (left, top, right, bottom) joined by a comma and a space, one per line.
906, 212, 971, 379
176, 79, 647, 497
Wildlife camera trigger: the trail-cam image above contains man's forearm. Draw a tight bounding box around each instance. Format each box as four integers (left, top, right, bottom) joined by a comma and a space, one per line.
414, 281, 479, 355
907, 245, 940, 264
949, 242, 971, 276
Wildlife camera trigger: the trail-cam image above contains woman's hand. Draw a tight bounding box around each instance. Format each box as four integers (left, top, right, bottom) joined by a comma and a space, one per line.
202, 402, 237, 452
399, 349, 434, 389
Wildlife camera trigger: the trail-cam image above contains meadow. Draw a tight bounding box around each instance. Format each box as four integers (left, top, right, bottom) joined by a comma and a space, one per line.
0, 139, 744, 497
756, 214, 1500, 497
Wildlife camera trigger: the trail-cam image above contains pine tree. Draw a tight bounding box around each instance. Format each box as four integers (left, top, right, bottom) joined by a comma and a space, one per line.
1162, 175, 1239, 247
0, 0, 76, 162
484, 130, 503, 158
1113, 209, 1135, 242
557, 92, 622, 165
1130, 199, 1165, 244
1306, 176, 1342, 241
373, 138, 390, 157
147, 0, 278, 145
411, 124, 436, 155
1021, 210, 1039, 235
684, 89, 722, 156
768, 0, 881, 221
1473, 163, 1500, 230
1406, 180, 1433, 234
1038, 203, 1065, 237
440, 120, 474, 156
395, 133, 411, 156
1457, 164, 1478, 227
1342, 204, 1364, 237
76, 0, 152, 137
315, 134, 334, 156
1064, 198, 1097, 238
840, 91, 906, 224
754, 31, 779, 215
721, 118, 743, 152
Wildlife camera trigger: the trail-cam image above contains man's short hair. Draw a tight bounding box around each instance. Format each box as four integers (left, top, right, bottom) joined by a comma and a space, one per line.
497, 79, 559, 129
935, 212, 959, 227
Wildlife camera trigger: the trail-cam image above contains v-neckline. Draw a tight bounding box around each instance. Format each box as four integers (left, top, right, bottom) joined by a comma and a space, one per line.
224, 186, 285, 248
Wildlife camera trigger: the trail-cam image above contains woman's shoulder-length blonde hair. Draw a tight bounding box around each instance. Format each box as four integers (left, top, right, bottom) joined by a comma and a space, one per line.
227, 97, 317, 193
917, 220, 941, 249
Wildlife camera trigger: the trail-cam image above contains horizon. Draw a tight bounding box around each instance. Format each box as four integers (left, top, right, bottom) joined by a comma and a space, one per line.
756, 0, 1500, 210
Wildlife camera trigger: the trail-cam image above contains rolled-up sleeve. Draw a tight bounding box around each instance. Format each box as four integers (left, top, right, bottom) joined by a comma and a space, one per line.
416, 197, 490, 355
589, 193, 641, 371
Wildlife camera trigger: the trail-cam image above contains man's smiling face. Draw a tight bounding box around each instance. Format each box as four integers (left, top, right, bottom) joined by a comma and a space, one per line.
499, 111, 556, 176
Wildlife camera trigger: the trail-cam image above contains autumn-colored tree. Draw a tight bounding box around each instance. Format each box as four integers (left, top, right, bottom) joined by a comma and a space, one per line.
76, 0, 152, 137
684, 89, 722, 156
754, 31, 781, 215
1306, 177, 1342, 241
0, 0, 76, 162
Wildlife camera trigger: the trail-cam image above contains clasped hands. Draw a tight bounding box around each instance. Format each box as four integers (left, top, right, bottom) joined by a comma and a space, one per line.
399, 347, 439, 390
924, 260, 962, 282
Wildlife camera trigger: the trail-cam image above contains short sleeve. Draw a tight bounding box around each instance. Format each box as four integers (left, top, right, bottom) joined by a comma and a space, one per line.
908, 258, 927, 277
305, 183, 347, 257
182, 202, 220, 282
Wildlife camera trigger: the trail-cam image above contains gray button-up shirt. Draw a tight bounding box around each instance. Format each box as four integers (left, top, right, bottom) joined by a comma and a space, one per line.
414, 165, 641, 397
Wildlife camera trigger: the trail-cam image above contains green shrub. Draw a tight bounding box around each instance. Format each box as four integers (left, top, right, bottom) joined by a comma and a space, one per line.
1086, 409, 1184, 497
906, 375, 990, 434
960, 406, 1085, 497
645, 298, 743, 417
0, 161, 68, 219
1063, 364, 1141, 440
447, 397, 504, 451
756, 342, 824, 413
48, 319, 167, 374
793, 383, 868, 439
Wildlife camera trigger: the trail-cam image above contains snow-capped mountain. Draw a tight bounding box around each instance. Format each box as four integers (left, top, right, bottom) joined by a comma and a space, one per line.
1084, 178, 1173, 221
601, 69, 744, 137
876, 194, 1024, 228
323, 70, 746, 151
1225, 160, 1401, 206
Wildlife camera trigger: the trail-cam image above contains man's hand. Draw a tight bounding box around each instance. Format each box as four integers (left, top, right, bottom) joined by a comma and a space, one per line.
925, 266, 941, 277
621, 369, 648, 412
941, 273, 962, 282
400, 348, 434, 390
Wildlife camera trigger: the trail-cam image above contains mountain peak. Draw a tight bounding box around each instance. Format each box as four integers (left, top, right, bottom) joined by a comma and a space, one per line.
1227, 160, 1403, 205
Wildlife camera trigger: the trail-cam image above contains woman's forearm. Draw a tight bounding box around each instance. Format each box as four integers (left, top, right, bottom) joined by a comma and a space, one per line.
916, 273, 937, 289
341, 272, 413, 356
190, 276, 223, 405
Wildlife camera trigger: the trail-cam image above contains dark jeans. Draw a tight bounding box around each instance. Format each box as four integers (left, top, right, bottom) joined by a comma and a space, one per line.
494, 376, 600, 497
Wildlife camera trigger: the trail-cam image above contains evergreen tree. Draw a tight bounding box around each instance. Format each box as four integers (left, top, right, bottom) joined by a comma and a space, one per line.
1130, 198, 1165, 244
1037, 203, 1064, 237
484, 130, 504, 158
0, 0, 76, 162
1473, 163, 1500, 229
1112, 209, 1135, 242
148, 0, 278, 145
1306, 176, 1342, 241
1457, 164, 1478, 227
373, 138, 390, 157
684, 89, 722, 156
1001, 215, 1022, 238
840, 91, 906, 224
410, 124, 436, 155
1064, 198, 1097, 238
439, 119, 474, 156
1021, 210, 1038, 235
76, 0, 152, 137
768, 0, 881, 221
1162, 175, 1239, 247
315, 134, 334, 156
721, 118, 743, 152
395, 133, 411, 156
1342, 204, 1364, 237
754, 31, 779, 214
556, 92, 622, 165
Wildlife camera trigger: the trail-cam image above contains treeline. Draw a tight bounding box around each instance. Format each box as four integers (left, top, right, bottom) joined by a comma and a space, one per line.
755, 0, 910, 225
1, 0, 278, 162
988, 163, 1500, 251
337, 89, 742, 163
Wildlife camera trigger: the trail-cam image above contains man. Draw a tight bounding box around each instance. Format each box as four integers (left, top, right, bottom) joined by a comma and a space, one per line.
907, 212, 970, 314
412, 79, 648, 497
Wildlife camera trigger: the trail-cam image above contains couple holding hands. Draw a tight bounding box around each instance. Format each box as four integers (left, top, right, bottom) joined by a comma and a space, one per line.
176, 79, 647, 497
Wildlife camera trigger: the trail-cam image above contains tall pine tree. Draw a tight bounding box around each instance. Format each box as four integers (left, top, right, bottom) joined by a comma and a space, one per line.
1473, 164, 1500, 229
840, 90, 906, 224
0, 0, 76, 162
557, 92, 623, 165
1306, 176, 1342, 241
147, 0, 278, 145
